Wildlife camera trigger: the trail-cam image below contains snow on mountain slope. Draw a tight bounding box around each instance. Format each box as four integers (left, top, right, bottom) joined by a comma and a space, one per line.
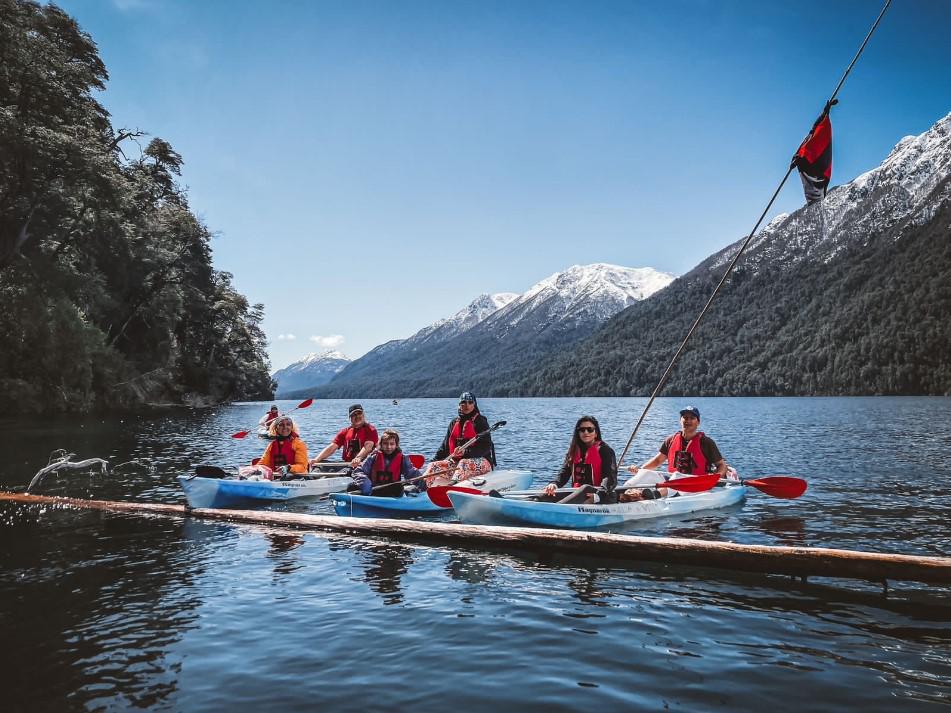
481, 263, 674, 337
712, 111, 951, 271
273, 350, 351, 395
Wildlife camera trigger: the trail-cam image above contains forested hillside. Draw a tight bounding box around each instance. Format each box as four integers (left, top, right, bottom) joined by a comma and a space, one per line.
0, 0, 274, 412
496, 160, 951, 396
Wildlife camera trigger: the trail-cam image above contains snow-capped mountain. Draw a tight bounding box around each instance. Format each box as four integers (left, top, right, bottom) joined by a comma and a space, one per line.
494, 110, 951, 397
273, 350, 351, 396
712, 111, 951, 273
317, 263, 674, 397
480, 263, 673, 338
404, 292, 519, 347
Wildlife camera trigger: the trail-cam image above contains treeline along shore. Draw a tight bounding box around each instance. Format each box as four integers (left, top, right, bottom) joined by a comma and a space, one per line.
0, 0, 274, 413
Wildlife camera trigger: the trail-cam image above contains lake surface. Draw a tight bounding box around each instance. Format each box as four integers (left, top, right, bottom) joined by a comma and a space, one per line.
1, 397, 950, 711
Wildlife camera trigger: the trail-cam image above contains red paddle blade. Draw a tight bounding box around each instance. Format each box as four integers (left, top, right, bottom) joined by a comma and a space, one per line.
408, 453, 425, 469
427, 485, 481, 508
662, 474, 720, 493
231, 430, 251, 439
296, 398, 314, 409
744, 476, 807, 499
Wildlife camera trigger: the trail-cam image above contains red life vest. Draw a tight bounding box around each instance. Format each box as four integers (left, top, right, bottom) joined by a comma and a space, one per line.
271, 437, 297, 468
572, 442, 603, 487
343, 425, 373, 461
667, 432, 709, 475
264, 412, 278, 425
370, 451, 403, 486
448, 418, 478, 454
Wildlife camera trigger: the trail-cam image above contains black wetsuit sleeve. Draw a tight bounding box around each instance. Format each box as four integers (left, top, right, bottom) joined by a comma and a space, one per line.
600, 444, 618, 493
554, 458, 572, 488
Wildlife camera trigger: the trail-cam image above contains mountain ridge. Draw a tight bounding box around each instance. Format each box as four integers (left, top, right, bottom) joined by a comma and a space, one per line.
305, 263, 674, 398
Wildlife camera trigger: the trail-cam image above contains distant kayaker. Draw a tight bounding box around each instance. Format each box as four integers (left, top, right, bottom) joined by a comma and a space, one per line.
351, 429, 424, 498
622, 405, 727, 502
259, 405, 280, 427
425, 392, 496, 483
309, 404, 379, 469
257, 416, 309, 476
541, 415, 618, 504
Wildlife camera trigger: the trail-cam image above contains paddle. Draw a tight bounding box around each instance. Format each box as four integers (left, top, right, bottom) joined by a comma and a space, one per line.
726, 476, 807, 499
231, 399, 315, 439
427, 420, 506, 482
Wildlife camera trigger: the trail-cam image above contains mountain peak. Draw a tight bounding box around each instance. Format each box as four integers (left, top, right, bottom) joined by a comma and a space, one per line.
272, 350, 352, 396
300, 349, 349, 364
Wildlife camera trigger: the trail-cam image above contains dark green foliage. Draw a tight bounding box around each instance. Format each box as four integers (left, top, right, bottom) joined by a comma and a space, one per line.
497, 192, 951, 397
0, 0, 273, 412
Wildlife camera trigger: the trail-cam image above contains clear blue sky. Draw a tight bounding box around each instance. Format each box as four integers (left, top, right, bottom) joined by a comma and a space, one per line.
56, 0, 951, 369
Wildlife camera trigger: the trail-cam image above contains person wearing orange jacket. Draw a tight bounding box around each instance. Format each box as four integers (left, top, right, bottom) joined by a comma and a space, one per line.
257, 415, 309, 476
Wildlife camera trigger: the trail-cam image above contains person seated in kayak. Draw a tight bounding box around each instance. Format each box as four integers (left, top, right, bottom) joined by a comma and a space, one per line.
258, 405, 280, 427
309, 404, 379, 469
425, 392, 496, 485
621, 405, 727, 502
258, 416, 309, 477
350, 429, 425, 498
541, 415, 618, 504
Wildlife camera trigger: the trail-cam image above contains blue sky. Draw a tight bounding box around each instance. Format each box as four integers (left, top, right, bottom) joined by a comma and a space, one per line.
56, 0, 951, 368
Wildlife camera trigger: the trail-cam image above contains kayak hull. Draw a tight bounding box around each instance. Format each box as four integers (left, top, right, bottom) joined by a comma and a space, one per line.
448, 484, 747, 530
330, 469, 534, 517
178, 474, 351, 509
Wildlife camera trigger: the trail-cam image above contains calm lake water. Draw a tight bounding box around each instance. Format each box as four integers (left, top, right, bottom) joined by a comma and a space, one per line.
1, 397, 950, 711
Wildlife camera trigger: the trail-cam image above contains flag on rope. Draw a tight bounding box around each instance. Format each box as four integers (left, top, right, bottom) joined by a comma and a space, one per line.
793, 101, 836, 205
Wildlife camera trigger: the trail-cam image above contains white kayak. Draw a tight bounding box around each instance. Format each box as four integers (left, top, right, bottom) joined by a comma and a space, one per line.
178, 473, 351, 509
449, 482, 746, 530
331, 469, 534, 517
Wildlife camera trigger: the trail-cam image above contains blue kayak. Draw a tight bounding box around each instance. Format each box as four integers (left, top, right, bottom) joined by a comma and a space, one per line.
448, 483, 747, 530
178, 474, 351, 509
331, 469, 533, 517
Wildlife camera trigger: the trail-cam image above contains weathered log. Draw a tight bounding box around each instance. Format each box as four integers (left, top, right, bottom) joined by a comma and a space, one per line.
1, 491, 949, 585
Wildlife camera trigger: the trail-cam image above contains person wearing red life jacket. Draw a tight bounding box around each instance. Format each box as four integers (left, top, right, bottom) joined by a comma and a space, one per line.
350, 429, 424, 497
258, 405, 280, 428
309, 404, 379, 469
621, 405, 727, 502
541, 415, 618, 504
425, 392, 496, 484
257, 416, 309, 476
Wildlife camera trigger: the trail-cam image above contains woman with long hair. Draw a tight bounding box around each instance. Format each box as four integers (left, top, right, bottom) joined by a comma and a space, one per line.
542, 415, 617, 504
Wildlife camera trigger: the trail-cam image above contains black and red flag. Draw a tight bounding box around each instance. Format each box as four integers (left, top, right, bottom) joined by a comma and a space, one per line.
792, 100, 836, 204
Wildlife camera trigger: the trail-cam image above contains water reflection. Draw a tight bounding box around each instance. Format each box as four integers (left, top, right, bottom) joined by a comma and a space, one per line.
757, 516, 808, 546
445, 552, 495, 585
327, 539, 415, 605
265, 532, 305, 578
0, 506, 208, 711
568, 569, 612, 608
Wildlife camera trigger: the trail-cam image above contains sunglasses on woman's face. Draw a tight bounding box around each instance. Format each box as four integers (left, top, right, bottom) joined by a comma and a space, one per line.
577, 426, 596, 434
460, 400, 474, 405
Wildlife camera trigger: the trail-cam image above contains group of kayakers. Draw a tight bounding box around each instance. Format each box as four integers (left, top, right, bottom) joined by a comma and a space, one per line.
255, 393, 498, 497
254, 398, 727, 502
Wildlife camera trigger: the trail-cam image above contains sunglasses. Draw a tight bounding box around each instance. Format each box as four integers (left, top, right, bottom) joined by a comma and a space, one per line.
350, 412, 364, 418
459, 400, 475, 405
577, 426, 596, 434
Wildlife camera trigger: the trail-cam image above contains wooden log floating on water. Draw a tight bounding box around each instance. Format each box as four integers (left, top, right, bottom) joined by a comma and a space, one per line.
2, 491, 950, 585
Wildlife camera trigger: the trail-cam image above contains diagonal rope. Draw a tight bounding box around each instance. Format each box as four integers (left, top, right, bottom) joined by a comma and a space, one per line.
617, 0, 892, 466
